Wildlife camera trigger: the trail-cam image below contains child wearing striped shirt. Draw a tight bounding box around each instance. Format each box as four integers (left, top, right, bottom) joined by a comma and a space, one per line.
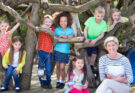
107, 8, 129, 32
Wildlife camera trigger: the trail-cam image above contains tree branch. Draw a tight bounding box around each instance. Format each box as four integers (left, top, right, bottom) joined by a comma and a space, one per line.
43, 0, 104, 13
0, 2, 85, 43
75, 22, 130, 49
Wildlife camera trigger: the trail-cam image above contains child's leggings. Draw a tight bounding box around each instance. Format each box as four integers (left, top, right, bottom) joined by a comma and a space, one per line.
70, 88, 90, 93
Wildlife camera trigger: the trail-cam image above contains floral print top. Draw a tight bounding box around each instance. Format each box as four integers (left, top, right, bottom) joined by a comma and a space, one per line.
64, 70, 88, 93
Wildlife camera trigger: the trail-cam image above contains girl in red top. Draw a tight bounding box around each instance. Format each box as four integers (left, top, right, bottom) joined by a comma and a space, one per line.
0, 19, 20, 56
37, 15, 54, 89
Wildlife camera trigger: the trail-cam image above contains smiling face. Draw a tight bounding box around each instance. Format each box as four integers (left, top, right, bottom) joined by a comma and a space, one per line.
105, 41, 118, 54
12, 41, 22, 52
74, 59, 84, 71
0, 22, 9, 33
43, 18, 52, 28
112, 12, 120, 21
94, 12, 105, 23
60, 16, 68, 30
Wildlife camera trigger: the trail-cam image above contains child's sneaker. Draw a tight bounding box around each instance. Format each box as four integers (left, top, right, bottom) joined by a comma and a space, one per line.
38, 69, 44, 77
47, 83, 52, 89
59, 83, 65, 89
15, 87, 21, 92
56, 82, 60, 88
0, 87, 8, 92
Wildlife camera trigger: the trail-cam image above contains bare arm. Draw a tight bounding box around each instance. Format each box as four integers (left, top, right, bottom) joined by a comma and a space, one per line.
94, 32, 104, 42
90, 32, 104, 46
8, 23, 20, 34
84, 26, 88, 39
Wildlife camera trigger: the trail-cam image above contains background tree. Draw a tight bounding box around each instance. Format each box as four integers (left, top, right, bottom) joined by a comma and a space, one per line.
0, 0, 134, 89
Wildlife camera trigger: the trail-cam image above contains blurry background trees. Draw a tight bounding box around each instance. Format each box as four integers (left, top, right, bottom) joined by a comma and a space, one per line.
0, 0, 134, 89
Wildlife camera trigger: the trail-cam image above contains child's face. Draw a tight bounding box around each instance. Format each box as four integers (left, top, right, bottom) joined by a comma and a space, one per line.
74, 59, 84, 70
60, 16, 68, 29
112, 12, 120, 21
94, 12, 105, 23
43, 18, 52, 28
12, 41, 22, 52
0, 22, 9, 33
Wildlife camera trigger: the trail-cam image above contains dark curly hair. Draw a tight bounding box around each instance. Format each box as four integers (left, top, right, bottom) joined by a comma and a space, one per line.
53, 11, 73, 27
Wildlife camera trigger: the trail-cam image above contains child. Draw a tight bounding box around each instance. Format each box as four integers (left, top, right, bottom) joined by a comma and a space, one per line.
107, 8, 129, 32
84, 6, 107, 72
37, 15, 54, 89
0, 36, 26, 92
0, 19, 20, 56
65, 56, 89, 93
53, 11, 74, 89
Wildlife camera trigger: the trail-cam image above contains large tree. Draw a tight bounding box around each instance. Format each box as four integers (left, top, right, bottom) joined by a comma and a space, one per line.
0, 0, 134, 89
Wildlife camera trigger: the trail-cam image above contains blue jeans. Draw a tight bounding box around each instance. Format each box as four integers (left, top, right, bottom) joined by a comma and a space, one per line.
38, 50, 52, 84
4, 65, 20, 88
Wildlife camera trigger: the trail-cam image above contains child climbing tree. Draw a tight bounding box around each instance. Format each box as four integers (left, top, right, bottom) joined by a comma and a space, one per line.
0, 0, 135, 90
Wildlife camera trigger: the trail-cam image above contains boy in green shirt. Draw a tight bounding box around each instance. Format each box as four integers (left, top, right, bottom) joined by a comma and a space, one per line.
84, 6, 107, 72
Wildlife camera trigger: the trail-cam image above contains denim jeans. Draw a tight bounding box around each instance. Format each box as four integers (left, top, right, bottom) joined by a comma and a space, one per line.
4, 65, 20, 88
38, 50, 52, 84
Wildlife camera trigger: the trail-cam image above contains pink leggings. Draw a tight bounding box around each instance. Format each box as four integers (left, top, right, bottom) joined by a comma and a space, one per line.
70, 88, 90, 93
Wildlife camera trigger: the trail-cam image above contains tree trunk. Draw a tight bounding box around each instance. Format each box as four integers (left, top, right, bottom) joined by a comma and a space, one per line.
20, 3, 40, 90
0, 55, 5, 87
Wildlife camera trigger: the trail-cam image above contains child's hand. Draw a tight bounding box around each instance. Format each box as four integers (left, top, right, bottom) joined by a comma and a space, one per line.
4, 66, 8, 69
60, 35, 68, 39
113, 19, 120, 26
41, 25, 49, 29
68, 35, 73, 40
82, 85, 87, 89
73, 85, 82, 91
85, 39, 90, 44
14, 69, 19, 75
90, 39, 97, 46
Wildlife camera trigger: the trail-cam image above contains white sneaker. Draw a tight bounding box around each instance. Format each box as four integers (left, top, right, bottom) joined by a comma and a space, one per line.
15, 87, 20, 90
38, 69, 44, 77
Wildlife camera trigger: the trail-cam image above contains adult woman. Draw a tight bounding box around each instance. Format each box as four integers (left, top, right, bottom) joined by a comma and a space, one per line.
95, 36, 133, 93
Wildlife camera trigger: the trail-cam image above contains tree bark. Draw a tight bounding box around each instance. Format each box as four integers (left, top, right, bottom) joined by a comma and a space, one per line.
19, 3, 40, 89
45, 0, 104, 13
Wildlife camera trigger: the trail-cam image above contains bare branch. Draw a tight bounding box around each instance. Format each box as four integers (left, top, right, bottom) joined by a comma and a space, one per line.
75, 22, 130, 49
21, 4, 32, 17
55, 37, 84, 43
0, 2, 85, 43
44, 0, 104, 13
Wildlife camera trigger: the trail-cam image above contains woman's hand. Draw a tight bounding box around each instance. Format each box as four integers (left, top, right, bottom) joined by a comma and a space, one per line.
115, 75, 128, 83
14, 69, 19, 75
73, 85, 82, 91
4, 66, 8, 69
107, 74, 115, 79
107, 74, 128, 83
